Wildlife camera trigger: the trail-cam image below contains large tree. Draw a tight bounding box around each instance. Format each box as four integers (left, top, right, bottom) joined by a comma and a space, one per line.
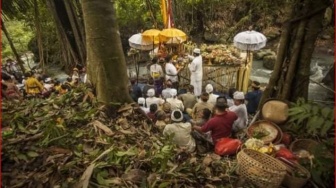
81, 0, 133, 104
259, 0, 333, 105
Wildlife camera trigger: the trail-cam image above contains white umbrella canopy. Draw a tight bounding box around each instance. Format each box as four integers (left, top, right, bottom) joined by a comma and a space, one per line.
233, 30, 267, 51
128, 33, 155, 51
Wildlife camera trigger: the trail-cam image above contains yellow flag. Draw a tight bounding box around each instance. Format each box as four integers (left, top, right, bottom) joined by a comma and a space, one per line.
161, 0, 167, 28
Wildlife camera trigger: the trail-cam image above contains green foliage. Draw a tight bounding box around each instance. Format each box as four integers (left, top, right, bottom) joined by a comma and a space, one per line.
287, 98, 334, 137
2, 20, 34, 59
287, 98, 335, 188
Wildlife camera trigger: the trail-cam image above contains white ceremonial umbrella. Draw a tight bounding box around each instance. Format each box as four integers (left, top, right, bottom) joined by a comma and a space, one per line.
128, 33, 155, 51
233, 30, 267, 92
233, 30, 267, 51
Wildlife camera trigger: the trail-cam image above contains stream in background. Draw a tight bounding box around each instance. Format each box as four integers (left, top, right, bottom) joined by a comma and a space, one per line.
250, 52, 334, 103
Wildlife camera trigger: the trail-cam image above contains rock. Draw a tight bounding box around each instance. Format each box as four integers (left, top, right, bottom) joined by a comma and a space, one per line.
204, 31, 221, 42
263, 54, 277, 70
254, 49, 276, 60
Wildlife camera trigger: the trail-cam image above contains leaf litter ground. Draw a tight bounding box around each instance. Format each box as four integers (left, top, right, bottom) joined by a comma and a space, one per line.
2, 85, 256, 188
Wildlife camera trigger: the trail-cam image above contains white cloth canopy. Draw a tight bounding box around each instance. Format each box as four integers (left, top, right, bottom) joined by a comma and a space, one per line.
128, 33, 154, 51
233, 30, 267, 51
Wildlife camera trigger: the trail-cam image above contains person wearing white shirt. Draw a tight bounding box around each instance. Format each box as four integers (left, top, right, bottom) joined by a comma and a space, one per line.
163, 109, 196, 152
165, 55, 179, 89
145, 88, 164, 108
166, 89, 184, 111
150, 57, 164, 96
161, 80, 173, 99
205, 84, 218, 106
137, 97, 149, 113
188, 48, 203, 96
229, 91, 248, 132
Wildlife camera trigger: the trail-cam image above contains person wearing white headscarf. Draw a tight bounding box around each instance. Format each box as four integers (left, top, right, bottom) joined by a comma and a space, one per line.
166, 89, 184, 111
138, 97, 149, 113
145, 88, 164, 108
163, 109, 196, 152
205, 84, 219, 106
229, 91, 248, 132
187, 48, 203, 96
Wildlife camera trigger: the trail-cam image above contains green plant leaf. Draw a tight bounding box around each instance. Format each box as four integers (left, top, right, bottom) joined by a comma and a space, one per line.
302, 104, 312, 112
288, 107, 305, 116
306, 116, 321, 135
96, 171, 108, 185
311, 105, 320, 115
158, 181, 171, 188
296, 113, 311, 125
27, 151, 39, 158
321, 107, 331, 119
320, 120, 334, 137
311, 170, 326, 188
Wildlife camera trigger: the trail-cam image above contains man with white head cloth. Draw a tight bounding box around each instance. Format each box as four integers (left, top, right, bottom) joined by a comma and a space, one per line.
205, 84, 219, 106
188, 48, 203, 96
166, 88, 184, 111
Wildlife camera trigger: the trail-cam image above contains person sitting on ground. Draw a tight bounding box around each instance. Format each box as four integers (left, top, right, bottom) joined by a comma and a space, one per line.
155, 110, 167, 131
178, 85, 198, 115
142, 78, 155, 98
59, 84, 70, 95
64, 77, 73, 88
191, 92, 214, 120
245, 81, 263, 115
42, 77, 55, 98
25, 72, 44, 97
138, 97, 149, 113
2, 76, 22, 100
161, 79, 174, 99
147, 103, 158, 123
205, 84, 219, 106
166, 88, 184, 111
190, 108, 212, 143
130, 79, 142, 102
54, 80, 62, 93
72, 78, 80, 87
163, 109, 196, 152
229, 92, 248, 133
193, 96, 238, 145
227, 87, 237, 107
145, 88, 164, 108
72, 68, 80, 81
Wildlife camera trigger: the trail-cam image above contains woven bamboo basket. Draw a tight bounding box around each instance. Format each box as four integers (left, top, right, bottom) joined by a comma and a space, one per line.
289, 139, 319, 153
247, 120, 283, 144
280, 159, 311, 188
261, 98, 289, 125
237, 149, 287, 188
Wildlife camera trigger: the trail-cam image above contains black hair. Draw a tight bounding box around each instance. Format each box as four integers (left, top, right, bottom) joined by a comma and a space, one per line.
228, 88, 237, 99
173, 110, 182, 120
149, 103, 158, 113
203, 108, 212, 120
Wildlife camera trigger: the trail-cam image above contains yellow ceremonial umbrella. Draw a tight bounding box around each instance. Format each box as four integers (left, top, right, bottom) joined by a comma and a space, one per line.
159, 28, 187, 43
142, 29, 161, 44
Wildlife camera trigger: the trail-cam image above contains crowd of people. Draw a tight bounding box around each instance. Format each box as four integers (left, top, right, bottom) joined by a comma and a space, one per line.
130, 48, 263, 153
1, 63, 87, 100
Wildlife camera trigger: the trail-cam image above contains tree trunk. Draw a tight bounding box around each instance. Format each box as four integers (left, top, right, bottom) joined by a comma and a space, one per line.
259, 0, 331, 106
1, 19, 26, 73
64, 0, 86, 64
34, 0, 44, 73
81, 0, 133, 104
45, 0, 86, 70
